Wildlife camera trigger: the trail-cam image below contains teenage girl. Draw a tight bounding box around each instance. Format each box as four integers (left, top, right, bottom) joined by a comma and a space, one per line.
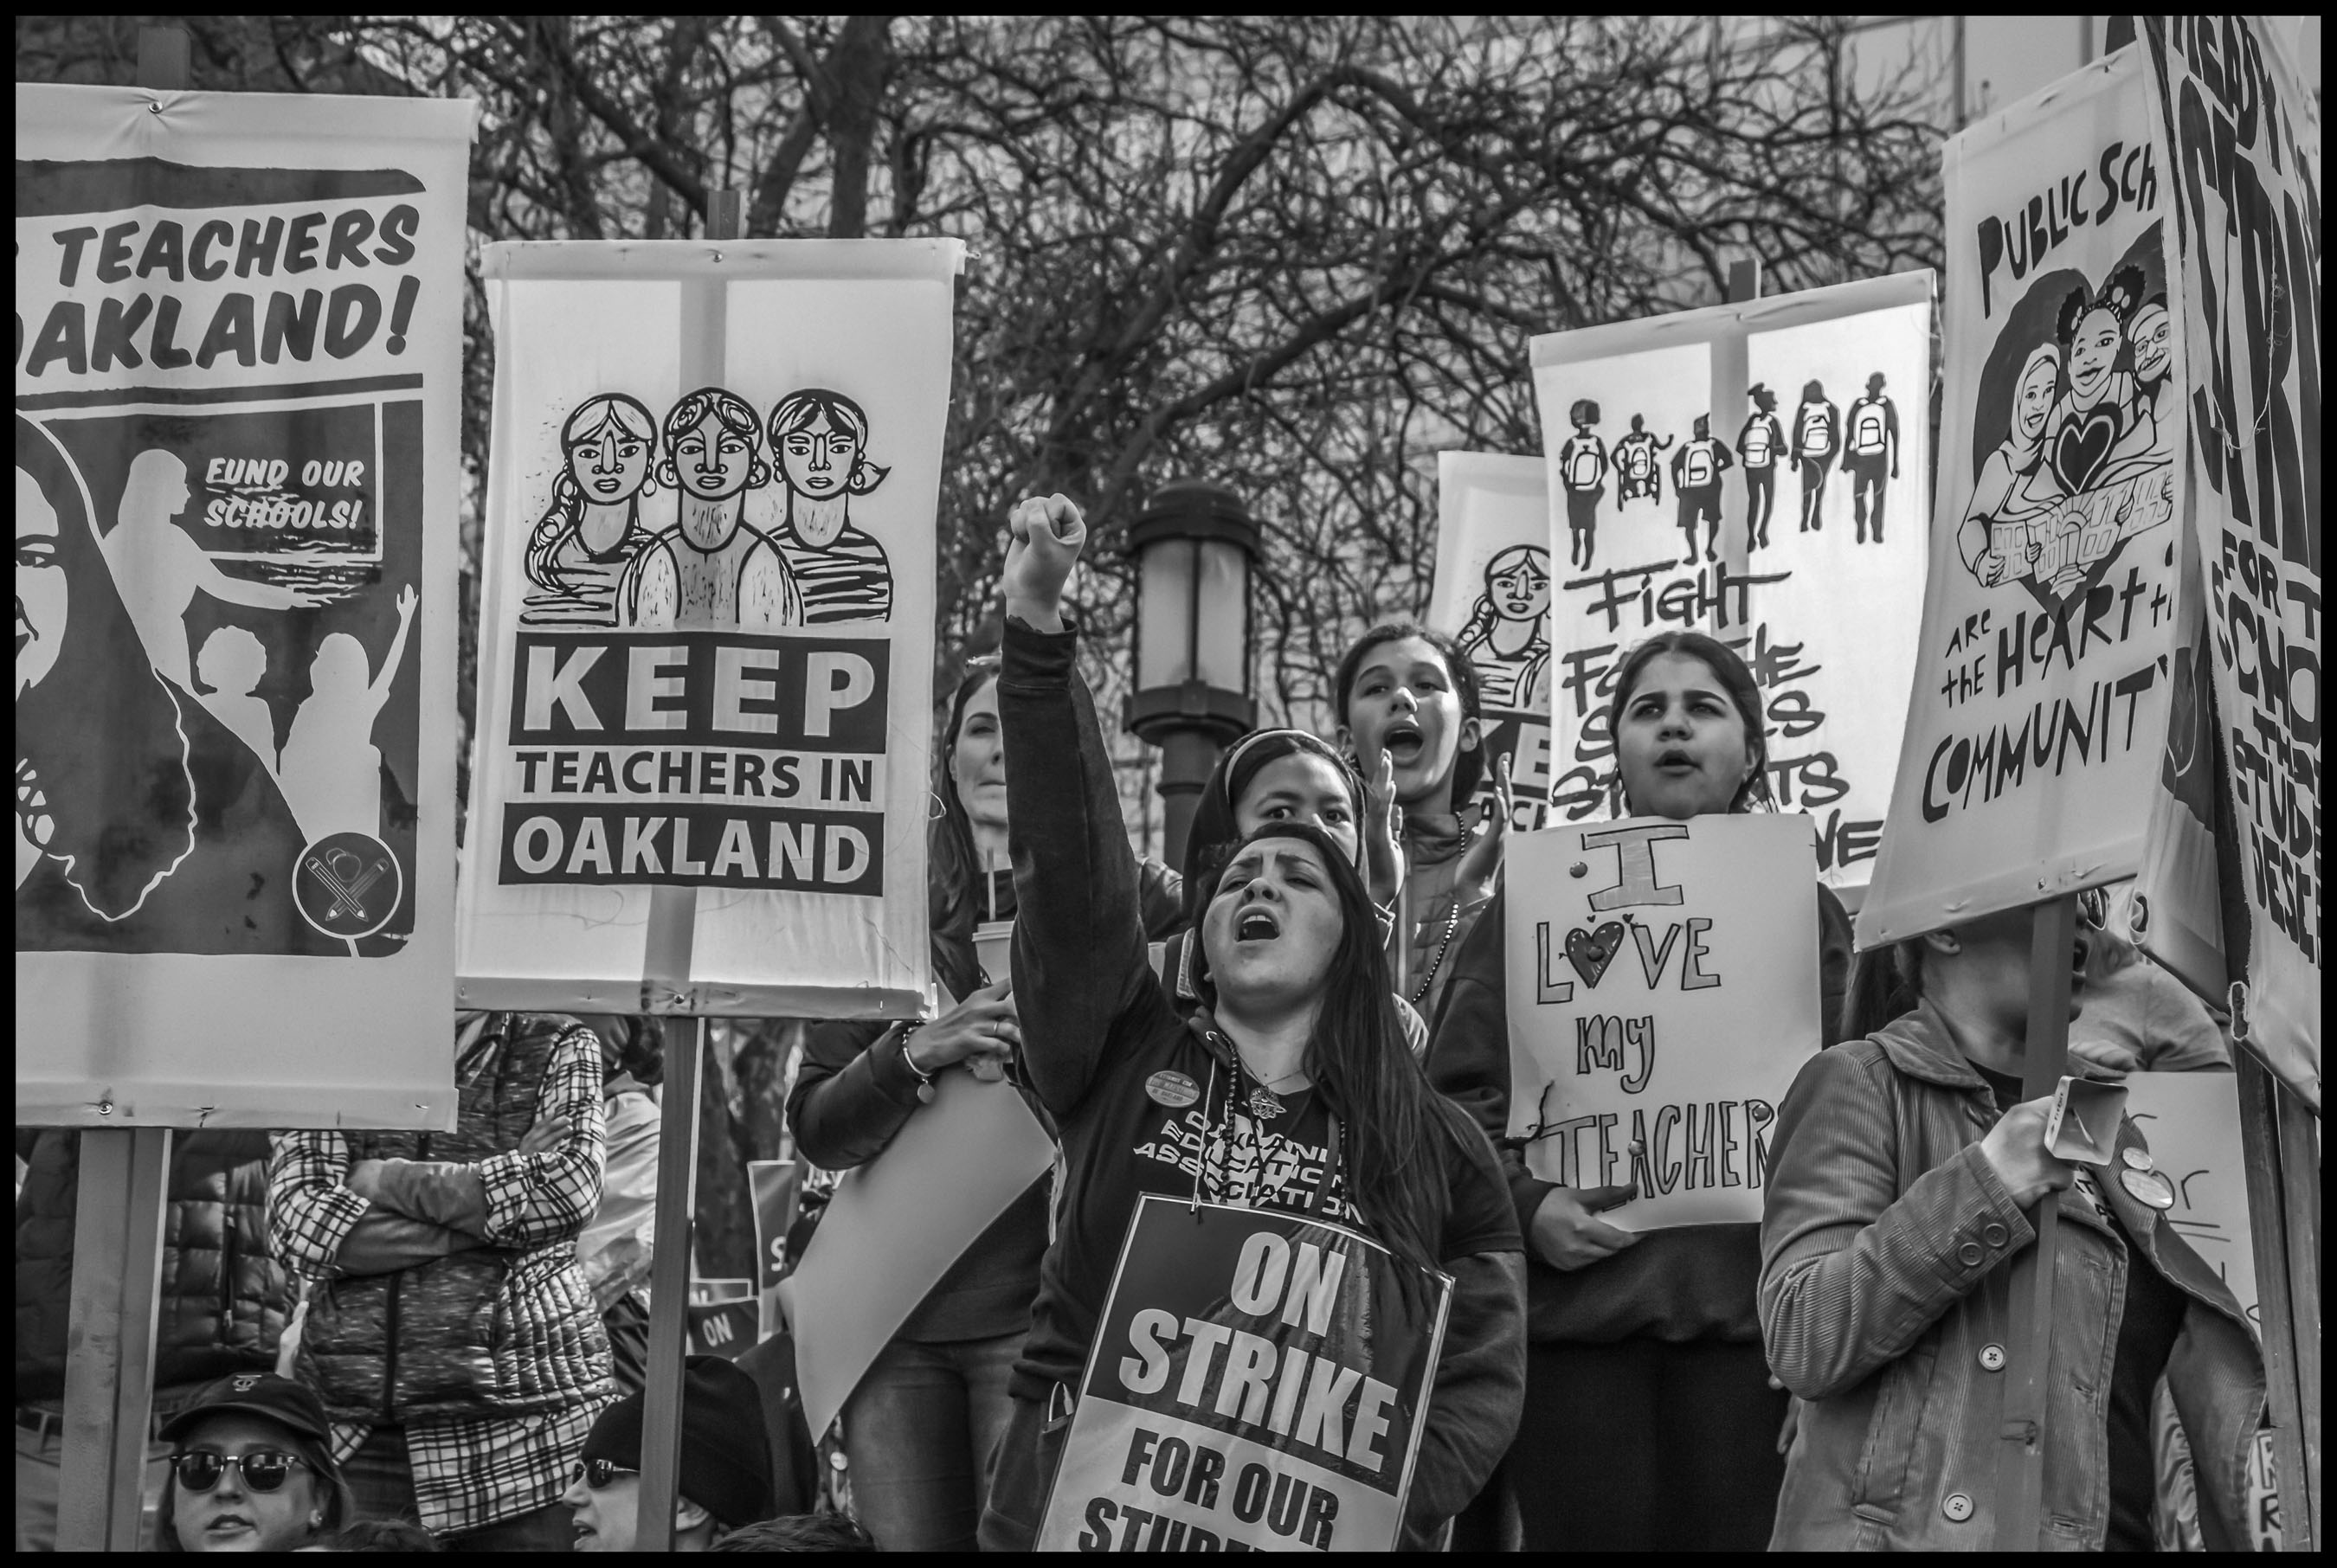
788, 658, 1181, 1551
1333, 623, 1505, 1025
977, 495, 1527, 1552
1426, 629, 1853, 1552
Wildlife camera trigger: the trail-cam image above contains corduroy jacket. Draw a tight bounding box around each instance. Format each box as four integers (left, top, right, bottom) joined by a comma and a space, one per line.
1760, 1003, 2263, 1551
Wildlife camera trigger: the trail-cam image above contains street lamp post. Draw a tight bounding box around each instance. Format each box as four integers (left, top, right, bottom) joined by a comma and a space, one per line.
1123, 479, 1259, 868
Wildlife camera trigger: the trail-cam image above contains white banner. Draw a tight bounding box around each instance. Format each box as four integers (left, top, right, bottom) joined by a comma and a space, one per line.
1428, 452, 1554, 831
2141, 19, 2321, 1106
16, 85, 474, 1128
458, 241, 957, 1015
1503, 815, 1821, 1228
1529, 273, 1930, 890
1860, 48, 2185, 947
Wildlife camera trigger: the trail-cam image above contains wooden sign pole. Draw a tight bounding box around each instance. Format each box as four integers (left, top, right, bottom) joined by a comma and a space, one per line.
1989, 890, 2076, 1549
54, 29, 191, 1555
633, 183, 741, 1551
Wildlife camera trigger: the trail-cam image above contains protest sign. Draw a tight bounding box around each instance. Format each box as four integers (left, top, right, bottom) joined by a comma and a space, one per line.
686, 1277, 759, 1360
748, 1158, 800, 1339
2121, 1072, 2257, 1328
16, 83, 473, 1128
790, 1069, 1055, 1434
2133, 531, 2227, 999
1429, 452, 1555, 830
2141, 20, 2321, 1107
1036, 1198, 1451, 1552
1859, 48, 2186, 948
1503, 814, 1820, 1228
458, 239, 962, 1016
1529, 273, 1929, 890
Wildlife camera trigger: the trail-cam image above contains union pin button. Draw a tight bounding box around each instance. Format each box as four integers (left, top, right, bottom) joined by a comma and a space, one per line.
2121, 1147, 2155, 1173
1145, 1070, 1200, 1109
2121, 1168, 2176, 1211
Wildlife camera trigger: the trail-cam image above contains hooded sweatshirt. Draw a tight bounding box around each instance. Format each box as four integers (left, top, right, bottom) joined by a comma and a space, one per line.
997, 615, 1526, 1536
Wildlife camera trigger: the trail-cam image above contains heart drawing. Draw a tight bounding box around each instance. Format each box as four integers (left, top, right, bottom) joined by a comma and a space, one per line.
2047, 405, 2121, 498
1564, 921, 1628, 988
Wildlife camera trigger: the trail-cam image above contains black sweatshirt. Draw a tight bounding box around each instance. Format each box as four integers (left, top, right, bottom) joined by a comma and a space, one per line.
997, 616, 1526, 1536
1426, 879, 1852, 1344
788, 868, 1185, 1344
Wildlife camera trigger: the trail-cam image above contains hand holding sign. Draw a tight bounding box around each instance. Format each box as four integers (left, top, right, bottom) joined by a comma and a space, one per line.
1453, 752, 1512, 911
1003, 492, 1086, 631
1529, 1182, 1641, 1270
907, 980, 1020, 1076
1978, 1096, 2076, 1210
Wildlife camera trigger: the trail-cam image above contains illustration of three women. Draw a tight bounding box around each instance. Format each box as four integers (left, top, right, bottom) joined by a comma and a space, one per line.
1958, 264, 2174, 599
520, 384, 894, 631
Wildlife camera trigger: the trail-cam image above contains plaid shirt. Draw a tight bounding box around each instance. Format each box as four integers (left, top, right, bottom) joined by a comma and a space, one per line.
273, 1022, 609, 1535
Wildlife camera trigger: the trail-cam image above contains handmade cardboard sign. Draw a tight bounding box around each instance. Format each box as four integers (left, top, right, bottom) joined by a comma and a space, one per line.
1529, 273, 1930, 891
1860, 48, 2186, 948
2141, 20, 2321, 1107
789, 1068, 1054, 1435
2122, 1071, 2258, 1327
459, 240, 960, 1016
1036, 1198, 1451, 1553
16, 84, 473, 1128
1429, 452, 1555, 831
1503, 814, 1821, 1227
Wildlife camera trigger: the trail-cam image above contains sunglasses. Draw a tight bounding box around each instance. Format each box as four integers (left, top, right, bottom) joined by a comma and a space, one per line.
570, 1457, 641, 1491
172, 1449, 310, 1494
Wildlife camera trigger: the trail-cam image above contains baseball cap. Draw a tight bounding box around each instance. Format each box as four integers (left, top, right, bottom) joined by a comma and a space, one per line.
158, 1372, 332, 1447
580, 1356, 775, 1528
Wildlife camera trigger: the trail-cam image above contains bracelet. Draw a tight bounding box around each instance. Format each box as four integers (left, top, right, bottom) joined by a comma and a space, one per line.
897, 1020, 934, 1083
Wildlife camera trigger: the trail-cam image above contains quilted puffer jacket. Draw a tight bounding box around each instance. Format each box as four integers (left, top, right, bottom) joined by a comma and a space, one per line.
292, 1014, 612, 1423
16, 1130, 286, 1402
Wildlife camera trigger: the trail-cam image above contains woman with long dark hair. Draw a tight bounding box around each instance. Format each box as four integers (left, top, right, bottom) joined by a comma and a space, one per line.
1426, 628, 1853, 1552
976, 495, 1524, 1552
1762, 909, 2261, 1548
787, 654, 1181, 1551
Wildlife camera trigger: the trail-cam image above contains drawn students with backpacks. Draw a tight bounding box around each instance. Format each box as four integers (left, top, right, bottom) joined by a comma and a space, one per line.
1791, 379, 1840, 533
1839, 371, 1899, 543
1556, 400, 1609, 569
1736, 383, 1786, 549
1612, 414, 1673, 509
1669, 414, 1735, 563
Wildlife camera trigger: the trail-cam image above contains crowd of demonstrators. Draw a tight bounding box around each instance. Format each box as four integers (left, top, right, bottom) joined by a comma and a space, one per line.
1762, 909, 2262, 1549
1426, 629, 1854, 1552
16, 1129, 287, 1552
975, 496, 1527, 1552
16, 486, 2271, 1555
786, 657, 1183, 1552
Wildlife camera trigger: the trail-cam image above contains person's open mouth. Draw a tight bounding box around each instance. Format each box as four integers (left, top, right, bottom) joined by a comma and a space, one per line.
1655, 748, 1699, 776
1235, 909, 1281, 943
1383, 719, 1425, 766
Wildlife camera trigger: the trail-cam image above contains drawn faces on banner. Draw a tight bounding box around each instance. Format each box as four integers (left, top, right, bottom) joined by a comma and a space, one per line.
1859, 49, 2183, 947
1428, 453, 1554, 829
461, 248, 954, 1014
